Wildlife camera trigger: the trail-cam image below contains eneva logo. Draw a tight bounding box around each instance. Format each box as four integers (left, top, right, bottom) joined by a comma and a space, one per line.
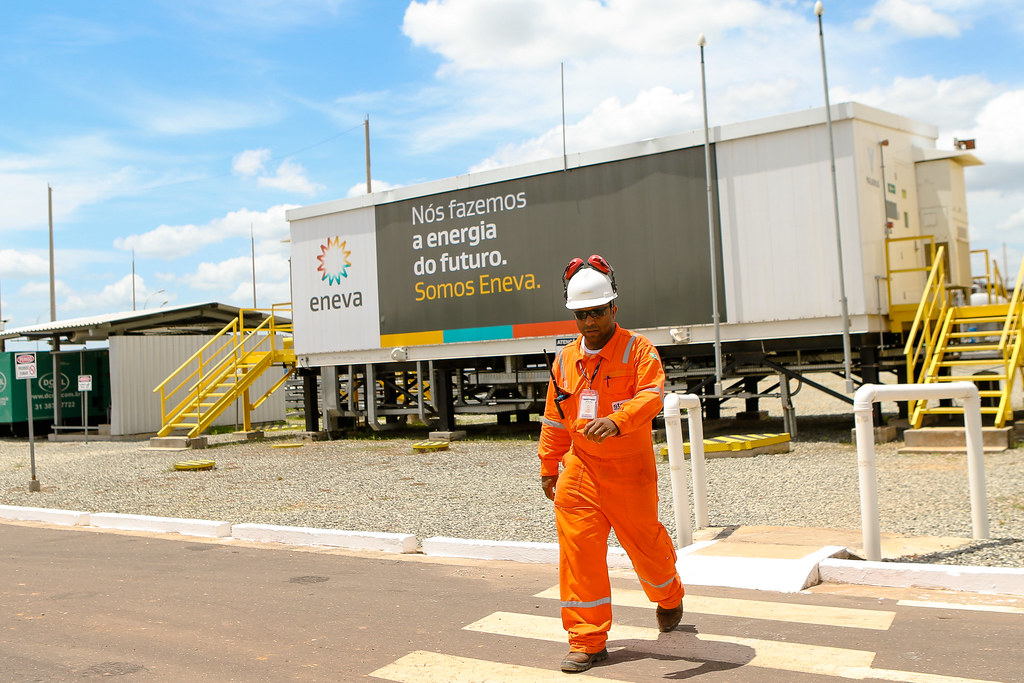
317, 236, 352, 285
309, 235, 363, 313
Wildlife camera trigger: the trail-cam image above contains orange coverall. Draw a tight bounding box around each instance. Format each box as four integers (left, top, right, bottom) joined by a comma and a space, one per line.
538, 324, 684, 653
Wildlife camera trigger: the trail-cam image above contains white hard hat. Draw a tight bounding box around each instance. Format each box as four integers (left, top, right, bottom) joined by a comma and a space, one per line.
565, 268, 617, 310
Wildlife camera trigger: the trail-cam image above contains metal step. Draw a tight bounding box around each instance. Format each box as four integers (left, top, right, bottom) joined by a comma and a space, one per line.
918, 406, 1001, 414
936, 358, 1006, 366
944, 344, 1002, 352
933, 374, 1007, 381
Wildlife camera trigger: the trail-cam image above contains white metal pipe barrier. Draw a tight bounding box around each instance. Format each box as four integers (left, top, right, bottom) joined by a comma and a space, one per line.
853, 382, 988, 562
663, 393, 708, 549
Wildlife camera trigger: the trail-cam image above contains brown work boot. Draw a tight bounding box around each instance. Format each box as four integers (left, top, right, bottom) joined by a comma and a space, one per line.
656, 602, 683, 632
560, 648, 608, 672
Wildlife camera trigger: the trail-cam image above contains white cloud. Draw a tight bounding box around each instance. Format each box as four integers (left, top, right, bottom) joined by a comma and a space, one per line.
855, 0, 962, 37
965, 90, 1024, 164
999, 206, 1024, 233
180, 252, 291, 307
232, 149, 322, 195
0, 250, 50, 278
838, 75, 1001, 133
233, 149, 271, 176
61, 274, 137, 315
396, 0, 816, 157
0, 165, 142, 232
257, 160, 323, 195
472, 87, 700, 171
346, 178, 396, 197
114, 204, 298, 260
403, 0, 772, 72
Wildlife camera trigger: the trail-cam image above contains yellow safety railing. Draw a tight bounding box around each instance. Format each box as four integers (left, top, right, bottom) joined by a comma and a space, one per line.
903, 244, 949, 386
154, 304, 294, 437
886, 235, 936, 312
997, 256, 1024, 386
970, 249, 1010, 304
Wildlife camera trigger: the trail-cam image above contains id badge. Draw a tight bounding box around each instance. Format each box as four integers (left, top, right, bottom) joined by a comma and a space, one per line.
579, 389, 599, 420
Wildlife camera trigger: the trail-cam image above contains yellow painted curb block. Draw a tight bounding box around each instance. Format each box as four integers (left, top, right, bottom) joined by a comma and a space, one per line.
412, 440, 450, 452
174, 460, 215, 471
659, 433, 791, 457
271, 443, 304, 449
701, 433, 791, 453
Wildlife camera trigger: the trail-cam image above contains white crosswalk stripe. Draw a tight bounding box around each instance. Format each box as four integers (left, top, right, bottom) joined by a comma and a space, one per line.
535, 586, 896, 630
369, 586, 1004, 682
370, 650, 611, 682
897, 599, 1024, 614
465, 611, 877, 677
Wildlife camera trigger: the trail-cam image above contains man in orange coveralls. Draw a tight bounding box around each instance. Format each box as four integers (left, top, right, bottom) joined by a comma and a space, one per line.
539, 254, 684, 673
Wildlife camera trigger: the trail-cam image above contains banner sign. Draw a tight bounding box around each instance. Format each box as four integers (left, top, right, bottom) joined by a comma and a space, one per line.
291, 145, 725, 356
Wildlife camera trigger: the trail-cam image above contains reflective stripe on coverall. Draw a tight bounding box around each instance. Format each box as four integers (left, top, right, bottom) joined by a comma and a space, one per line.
538, 324, 684, 653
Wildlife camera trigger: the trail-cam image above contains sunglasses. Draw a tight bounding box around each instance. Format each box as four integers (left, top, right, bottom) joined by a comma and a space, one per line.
563, 254, 613, 282
573, 304, 611, 320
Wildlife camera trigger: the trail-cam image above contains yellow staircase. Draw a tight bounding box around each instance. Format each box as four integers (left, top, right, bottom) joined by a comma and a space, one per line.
154, 304, 296, 437
902, 251, 1024, 428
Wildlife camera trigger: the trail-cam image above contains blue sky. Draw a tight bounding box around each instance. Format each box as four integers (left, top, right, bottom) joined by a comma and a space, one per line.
1, 0, 1022, 339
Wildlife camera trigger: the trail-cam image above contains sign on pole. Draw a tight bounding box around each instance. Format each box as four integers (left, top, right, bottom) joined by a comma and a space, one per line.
15, 352, 37, 380
16, 353, 40, 491
79, 374, 92, 443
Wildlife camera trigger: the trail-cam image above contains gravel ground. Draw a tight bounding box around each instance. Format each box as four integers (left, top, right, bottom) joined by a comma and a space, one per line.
1, 414, 1022, 569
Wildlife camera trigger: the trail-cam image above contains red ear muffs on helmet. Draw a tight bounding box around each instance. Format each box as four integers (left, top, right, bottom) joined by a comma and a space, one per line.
562, 254, 617, 299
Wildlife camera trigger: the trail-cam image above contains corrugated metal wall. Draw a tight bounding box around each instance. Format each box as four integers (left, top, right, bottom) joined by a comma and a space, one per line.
109, 335, 286, 436
716, 120, 864, 324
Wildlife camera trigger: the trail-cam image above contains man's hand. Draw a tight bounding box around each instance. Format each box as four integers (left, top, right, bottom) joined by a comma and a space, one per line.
541, 475, 559, 501
582, 417, 619, 443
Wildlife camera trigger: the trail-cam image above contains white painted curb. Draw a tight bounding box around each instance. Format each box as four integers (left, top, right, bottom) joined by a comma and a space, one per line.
423, 537, 558, 563
89, 513, 231, 538
0, 505, 91, 526
677, 542, 847, 593
231, 523, 417, 554
421, 537, 633, 568
819, 558, 1024, 596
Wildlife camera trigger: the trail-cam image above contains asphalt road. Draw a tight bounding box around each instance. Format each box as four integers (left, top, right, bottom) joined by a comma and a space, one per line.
1, 522, 1022, 682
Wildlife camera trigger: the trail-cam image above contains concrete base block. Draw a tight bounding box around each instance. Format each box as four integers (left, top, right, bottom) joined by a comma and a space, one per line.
735, 410, 769, 421
89, 513, 231, 538
0, 505, 90, 526
299, 431, 331, 441
148, 436, 189, 449
850, 425, 899, 444
429, 430, 467, 441
232, 523, 417, 554
677, 542, 847, 593
902, 426, 1012, 452
148, 436, 209, 449
235, 430, 264, 440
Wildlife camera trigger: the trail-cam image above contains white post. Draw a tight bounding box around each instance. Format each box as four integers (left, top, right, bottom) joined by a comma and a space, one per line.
853, 382, 988, 561
680, 393, 709, 528
663, 393, 692, 548
663, 393, 708, 548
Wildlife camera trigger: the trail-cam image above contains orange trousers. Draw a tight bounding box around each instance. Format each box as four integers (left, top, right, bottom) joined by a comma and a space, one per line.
554, 450, 684, 652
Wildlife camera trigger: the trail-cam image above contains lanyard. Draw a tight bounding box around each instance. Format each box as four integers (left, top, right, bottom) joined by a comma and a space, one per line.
576, 357, 602, 389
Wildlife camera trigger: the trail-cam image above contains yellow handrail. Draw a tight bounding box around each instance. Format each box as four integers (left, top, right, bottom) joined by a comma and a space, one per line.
970, 249, 1011, 304
903, 245, 949, 384
997, 256, 1024, 354
886, 235, 936, 312
153, 305, 293, 435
